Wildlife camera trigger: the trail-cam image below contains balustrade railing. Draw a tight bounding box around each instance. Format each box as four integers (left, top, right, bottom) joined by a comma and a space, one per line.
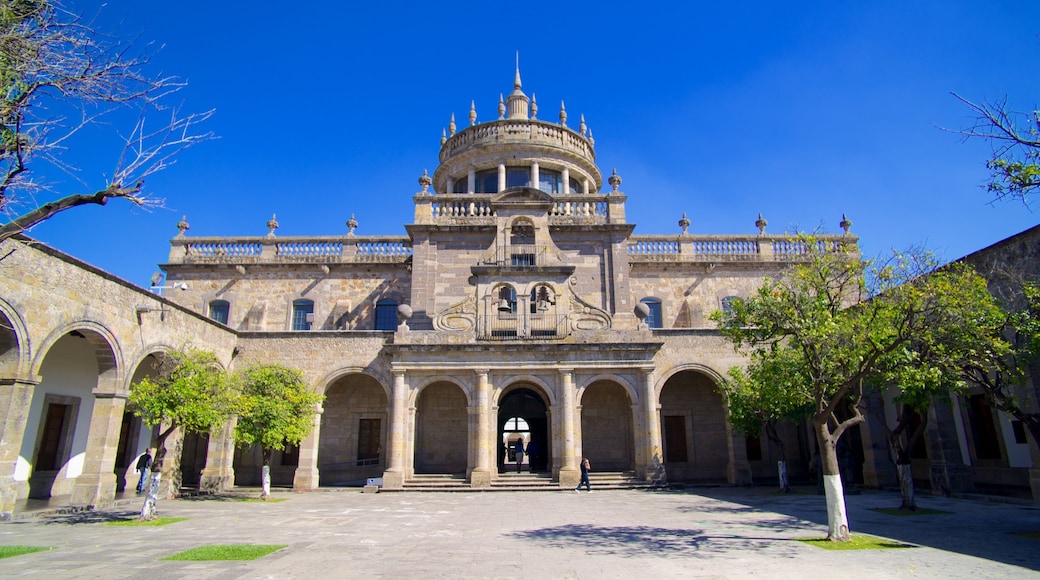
478, 313, 568, 340
627, 234, 855, 261
171, 236, 412, 264
440, 119, 594, 162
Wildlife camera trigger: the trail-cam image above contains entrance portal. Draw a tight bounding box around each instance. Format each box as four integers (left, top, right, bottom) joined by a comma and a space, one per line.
498, 388, 550, 473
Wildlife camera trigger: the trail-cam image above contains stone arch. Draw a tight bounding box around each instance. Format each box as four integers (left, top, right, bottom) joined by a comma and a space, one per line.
310, 371, 389, 486
654, 363, 726, 402
413, 380, 468, 474
319, 366, 390, 400
491, 373, 556, 407
0, 298, 30, 379
576, 373, 639, 406
31, 320, 122, 392
496, 381, 552, 473
578, 379, 635, 472
658, 367, 728, 483
410, 375, 473, 407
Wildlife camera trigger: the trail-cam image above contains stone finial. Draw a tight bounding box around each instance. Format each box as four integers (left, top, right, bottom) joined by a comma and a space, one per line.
440, 128, 447, 146
346, 213, 358, 236
530, 93, 538, 119
448, 113, 456, 136
608, 168, 622, 192
755, 213, 768, 234
587, 127, 595, 148
559, 100, 567, 126
266, 214, 279, 237
469, 101, 477, 126
579, 114, 587, 137
839, 213, 852, 235
418, 169, 432, 193
498, 94, 505, 120
176, 215, 190, 238
679, 212, 690, 234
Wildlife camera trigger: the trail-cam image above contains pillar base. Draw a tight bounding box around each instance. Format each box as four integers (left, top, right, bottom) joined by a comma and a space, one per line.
292, 467, 320, 491
557, 468, 579, 488
381, 470, 405, 490
1028, 468, 1040, 503
469, 469, 492, 488
929, 462, 974, 496
728, 460, 752, 486
199, 472, 234, 493
70, 473, 116, 508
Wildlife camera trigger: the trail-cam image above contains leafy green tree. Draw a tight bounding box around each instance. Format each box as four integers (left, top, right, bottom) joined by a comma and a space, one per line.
128, 347, 236, 519
0, 0, 213, 241
714, 237, 1007, 541
950, 93, 1039, 207
233, 363, 323, 499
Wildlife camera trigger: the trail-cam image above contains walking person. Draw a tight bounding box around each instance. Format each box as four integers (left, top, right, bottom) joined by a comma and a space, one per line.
135, 448, 154, 494
574, 458, 592, 493
513, 439, 525, 473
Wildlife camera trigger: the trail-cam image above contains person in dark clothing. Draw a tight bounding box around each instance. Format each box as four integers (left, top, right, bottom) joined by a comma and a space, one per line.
513, 440, 525, 473
135, 449, 154, 494
574, 458, 592, 493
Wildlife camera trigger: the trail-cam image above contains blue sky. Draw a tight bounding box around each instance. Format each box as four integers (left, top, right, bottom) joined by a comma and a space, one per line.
24, 1, 1040, 286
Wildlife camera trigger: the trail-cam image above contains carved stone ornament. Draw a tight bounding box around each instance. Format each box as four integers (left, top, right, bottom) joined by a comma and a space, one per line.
433, 298, 476, 331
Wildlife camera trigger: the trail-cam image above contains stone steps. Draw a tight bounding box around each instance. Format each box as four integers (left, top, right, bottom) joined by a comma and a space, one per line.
388, 471, 658, 492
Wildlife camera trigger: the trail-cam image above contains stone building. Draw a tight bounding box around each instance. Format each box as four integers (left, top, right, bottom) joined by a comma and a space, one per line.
3, 68, 1032, 518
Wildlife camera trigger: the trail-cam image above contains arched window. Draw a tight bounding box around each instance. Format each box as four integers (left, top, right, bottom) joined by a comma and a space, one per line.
569, 177, 583, 194
374, 299, 398, 331
529, 285, 553, 313
640, 298, 662, 329
475, 169, 498, 193
291, 299, 314, 331
497, 286, 517, 314
538, 169, 562, 194
208, 300, 229, 325
506, 166, 529, 189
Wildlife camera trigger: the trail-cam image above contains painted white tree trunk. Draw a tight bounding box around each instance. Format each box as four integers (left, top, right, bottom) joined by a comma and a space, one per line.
823, 474, 850, 540
777, 460, 790, 492
140, 472, 162, 520
897, 464, 916, 510
262, 464, 271, 498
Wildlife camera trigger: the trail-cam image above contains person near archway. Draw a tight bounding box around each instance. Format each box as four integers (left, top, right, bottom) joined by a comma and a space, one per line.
575, 458, 592, 493
514, 439, 525, 473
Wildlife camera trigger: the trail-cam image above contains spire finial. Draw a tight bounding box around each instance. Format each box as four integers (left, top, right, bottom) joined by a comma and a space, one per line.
440, 128, 447, 145
587, 127, 594, 147
346, 213, 358, 236
559, 100, 567, 126
514, 51, 521, 88
579, 114, 587, 137
755, 213, 768, 234
176, 215, 190, 238
498, 94, 505, 119
418, 169, 432, 193
469, 100, 477, 126
839, 213, 852, 235
530, 93, 538, 119
608, 168, 622, 192
448, 113, 456, 136
679, 212, 690, 234
266, 213, 279, 237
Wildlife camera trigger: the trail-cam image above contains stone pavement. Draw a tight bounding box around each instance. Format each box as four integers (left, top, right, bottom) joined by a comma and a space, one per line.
0, 486, 1038, 579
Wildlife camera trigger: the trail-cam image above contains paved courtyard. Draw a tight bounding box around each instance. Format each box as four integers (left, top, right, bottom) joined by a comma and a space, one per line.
0, 487, 1038, 579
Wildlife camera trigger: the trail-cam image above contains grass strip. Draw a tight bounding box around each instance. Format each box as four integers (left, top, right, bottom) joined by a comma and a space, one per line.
0, 546, 52, 559
161, 544, 287, 561
106, 517, 188, 527
798, 535, 916, 550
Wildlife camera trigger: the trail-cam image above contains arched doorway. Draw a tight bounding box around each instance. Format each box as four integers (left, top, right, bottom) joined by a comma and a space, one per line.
114, 354, 160, 492
414, 382, 467, 474
579, 380, 634, 472
498, 387, 550, 473
659, 370, 728, 483
313, 373, 388, 486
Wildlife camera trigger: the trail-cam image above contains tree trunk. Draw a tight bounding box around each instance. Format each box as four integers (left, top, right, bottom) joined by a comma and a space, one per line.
140, 472, 162, 520
816, 423, 850, 541
766, 421, 790, 493
261, 447, 272, 499
897, 464, 916, 511
777, 460, 790, 493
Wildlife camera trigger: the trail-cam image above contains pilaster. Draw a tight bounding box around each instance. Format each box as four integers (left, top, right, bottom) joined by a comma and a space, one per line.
643, 369, 665, 484
0, 377, 38, 520
200, 418, 236, 492
293, 405, 323, 491
382, 370, 408, 489
470, 370, 492, 487
70, 394, 125, 507
925, 397, 974, 496
558, 368, 579, 487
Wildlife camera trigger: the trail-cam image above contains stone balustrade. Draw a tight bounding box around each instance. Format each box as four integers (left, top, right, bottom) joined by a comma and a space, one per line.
627, 234, 856, 262
169, 236, 413, 265
414, 193, 615, 225
440, 119, 595, 163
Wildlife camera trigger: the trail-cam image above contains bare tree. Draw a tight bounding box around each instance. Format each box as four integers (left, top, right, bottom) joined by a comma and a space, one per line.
0, 0, 214, 242
947, 93, 1039, 207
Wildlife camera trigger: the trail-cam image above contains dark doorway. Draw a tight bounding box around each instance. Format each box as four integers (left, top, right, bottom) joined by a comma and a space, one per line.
180, 432, 209, 488
498, 388, 550, 472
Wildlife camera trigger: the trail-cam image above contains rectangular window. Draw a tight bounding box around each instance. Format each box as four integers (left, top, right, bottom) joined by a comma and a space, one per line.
357, 418, 381, 466
281, 443, 300, 466
36, 402, 72, 471
1012, 420, 1027, 445
292, 301, 314, 331
538, 170, 561, 194
374, 302, 397, 331
208, 301, 230, 325
745, 435, 763, 460
663, 415, 688, 463
506, 167, 529, 188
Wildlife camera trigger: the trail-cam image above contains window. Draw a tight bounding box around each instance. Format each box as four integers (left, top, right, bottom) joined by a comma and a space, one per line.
357, 418, 381, 466
640, 298, 662, 329
374, 299, 398, 331
281, 443, 299, 466
538, 169, 562, 194
720, 296, 738, 317
968, 394, 1001, 460
506, 166, 529, 188
291, 299, 314, 331
569, 177, 583, 194
1012, 421, 1027, 445
745, 435, 763, 460
453, 179, 467, 193
475, 169, 498, 193
529, 286, 553, 313
208, 300, 230, 325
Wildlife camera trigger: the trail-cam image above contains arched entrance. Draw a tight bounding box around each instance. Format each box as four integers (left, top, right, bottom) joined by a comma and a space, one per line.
579, 380, 634, 472
114, 354, 160, 492
314, 373, 388, 486
659, 370, 728, 483
498, 387, 550, 473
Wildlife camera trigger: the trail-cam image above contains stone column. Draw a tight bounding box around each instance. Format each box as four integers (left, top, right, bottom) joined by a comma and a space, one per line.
561, 168, 570, 194
70, 393, 125, 508
531, 161, 540, 190
859, 393, 898, 489
382, 370, 407, 489
643, 369, 666, 484
293, 404, 323, 491
926, 397, 974, 496
558, 369, 579, 487
497, 164, 506, 192
470, 370, 492, 487
467, 169, 475, 194
200, 417, 237, 492
0, 376, 38, 520
725, 420, 753, 485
